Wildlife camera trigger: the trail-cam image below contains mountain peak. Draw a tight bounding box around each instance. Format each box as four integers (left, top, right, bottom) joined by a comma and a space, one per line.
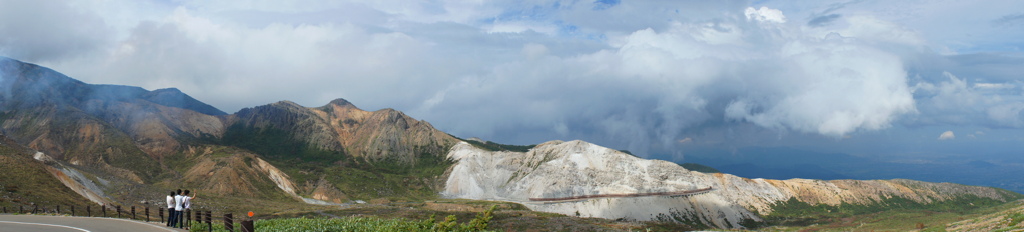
0, 57, 226, 115
152, 87, 183, 93
327, 98, 358, 108
270, 100, 304, 108
143, 87, 227, 115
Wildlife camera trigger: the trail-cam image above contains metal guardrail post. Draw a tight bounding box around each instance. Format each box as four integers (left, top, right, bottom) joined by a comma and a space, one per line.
71, 205, 75, 216
102, 204, 107, 217
33, 205, 38, 214
116, 205, 122, 218
145, 207, 149, 222
205, 211, 212, 232
194, 210, 201, 227
132, 206, 136, 220
224, 213, 233, 232
57, 205, 60, 214
87, 205, 91, 217
241, 220, 254, 232
20, 206, 24, 214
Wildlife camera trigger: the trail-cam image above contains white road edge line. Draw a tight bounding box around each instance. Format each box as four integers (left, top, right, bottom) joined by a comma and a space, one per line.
0, 221, 92, 232
91, 217, 178, 232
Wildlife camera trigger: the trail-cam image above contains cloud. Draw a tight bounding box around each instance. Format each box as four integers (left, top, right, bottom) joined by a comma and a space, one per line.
974, 83, 1016, 89
721, 36, 916, 137
0, 0, 112, 61
910, 72, 1024, 128
422, 6, 921, 154
48, 7, 449, 112
764, 1, 1024, 53
2, 0, 1023, 156
938, 131, 955, 140
807, 14, 841, 27
745, 6, 787, 23
993, 13, 1024, 27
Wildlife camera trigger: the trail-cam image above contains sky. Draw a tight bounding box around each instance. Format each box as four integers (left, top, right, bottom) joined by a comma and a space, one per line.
1, 0, 1023, 162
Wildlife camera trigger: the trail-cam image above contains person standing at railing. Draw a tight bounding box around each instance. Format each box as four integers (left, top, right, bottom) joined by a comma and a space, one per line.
182, 189, 196, 230
166, 191, 177, 227
172, 189, 184, 228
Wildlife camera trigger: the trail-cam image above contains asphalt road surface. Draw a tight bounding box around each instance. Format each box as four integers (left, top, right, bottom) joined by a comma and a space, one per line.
0, 215, 187, 232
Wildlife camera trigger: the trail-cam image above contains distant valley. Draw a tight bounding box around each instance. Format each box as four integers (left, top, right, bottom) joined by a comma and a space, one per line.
681, 146, 1024, 194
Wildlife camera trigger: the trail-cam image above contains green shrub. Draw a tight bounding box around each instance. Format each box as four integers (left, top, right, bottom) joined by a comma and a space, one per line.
1009, 212, 1024, 227
680, 163, 720, 173
461, 139, 535, 153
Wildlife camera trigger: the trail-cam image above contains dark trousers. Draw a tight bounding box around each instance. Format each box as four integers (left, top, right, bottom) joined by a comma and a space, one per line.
175, 210, 184, 228
166, 208, 176, 226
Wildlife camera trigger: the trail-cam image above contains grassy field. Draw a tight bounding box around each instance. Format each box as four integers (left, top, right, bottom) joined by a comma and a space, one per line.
191, 205, 497, 232
237, 199, 695, 232
943, 199, 1024, 231
763, 199, 1024, 231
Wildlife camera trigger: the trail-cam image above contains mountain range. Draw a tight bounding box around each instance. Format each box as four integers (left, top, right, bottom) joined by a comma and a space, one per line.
0, 57, 1019, 229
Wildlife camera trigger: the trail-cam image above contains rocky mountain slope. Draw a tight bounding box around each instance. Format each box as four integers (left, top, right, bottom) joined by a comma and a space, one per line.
443, 140, 1022, 229
0, 56, 226, 185
2, 57, 1020, 230
0, 134, 96, 208
224, 98, 455, 165
0, 57, 458, 209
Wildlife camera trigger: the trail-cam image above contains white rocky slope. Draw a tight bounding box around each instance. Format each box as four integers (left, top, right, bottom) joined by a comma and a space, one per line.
442, 140, 1013, 228
33, 152, 114, 206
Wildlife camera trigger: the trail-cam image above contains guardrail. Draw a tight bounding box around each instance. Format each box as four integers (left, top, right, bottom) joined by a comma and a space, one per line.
0, 203, 255, 232
528, 187, 715, 203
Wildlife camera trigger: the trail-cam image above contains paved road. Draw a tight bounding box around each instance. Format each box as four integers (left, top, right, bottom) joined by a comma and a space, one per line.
0, 215, 187, 232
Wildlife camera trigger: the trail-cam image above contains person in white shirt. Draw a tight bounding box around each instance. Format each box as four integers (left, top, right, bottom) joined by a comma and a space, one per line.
165, 191, 176, 227
173, 189, 184, 228
182, 189, 197, 229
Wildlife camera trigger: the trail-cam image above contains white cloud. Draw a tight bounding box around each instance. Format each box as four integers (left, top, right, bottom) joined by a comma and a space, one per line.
2, 0, 1023, 155
760, 0, 1024, 54
938, 131, 955, 140
47, 6, 444, 112
0, 0, 112, 61
974, 83, 1015, 89
911, 72, 1024, 128
745, 6, 787, 23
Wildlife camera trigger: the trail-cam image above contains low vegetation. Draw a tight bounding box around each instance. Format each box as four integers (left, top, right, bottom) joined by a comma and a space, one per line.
459, 138, 536, 153
680, 163, 720, 173
221, 199, 692, 231
192, 205, 498, 232
214, 123, 457, 201
219, 123, 345, 164
762, 197, 1024, 231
